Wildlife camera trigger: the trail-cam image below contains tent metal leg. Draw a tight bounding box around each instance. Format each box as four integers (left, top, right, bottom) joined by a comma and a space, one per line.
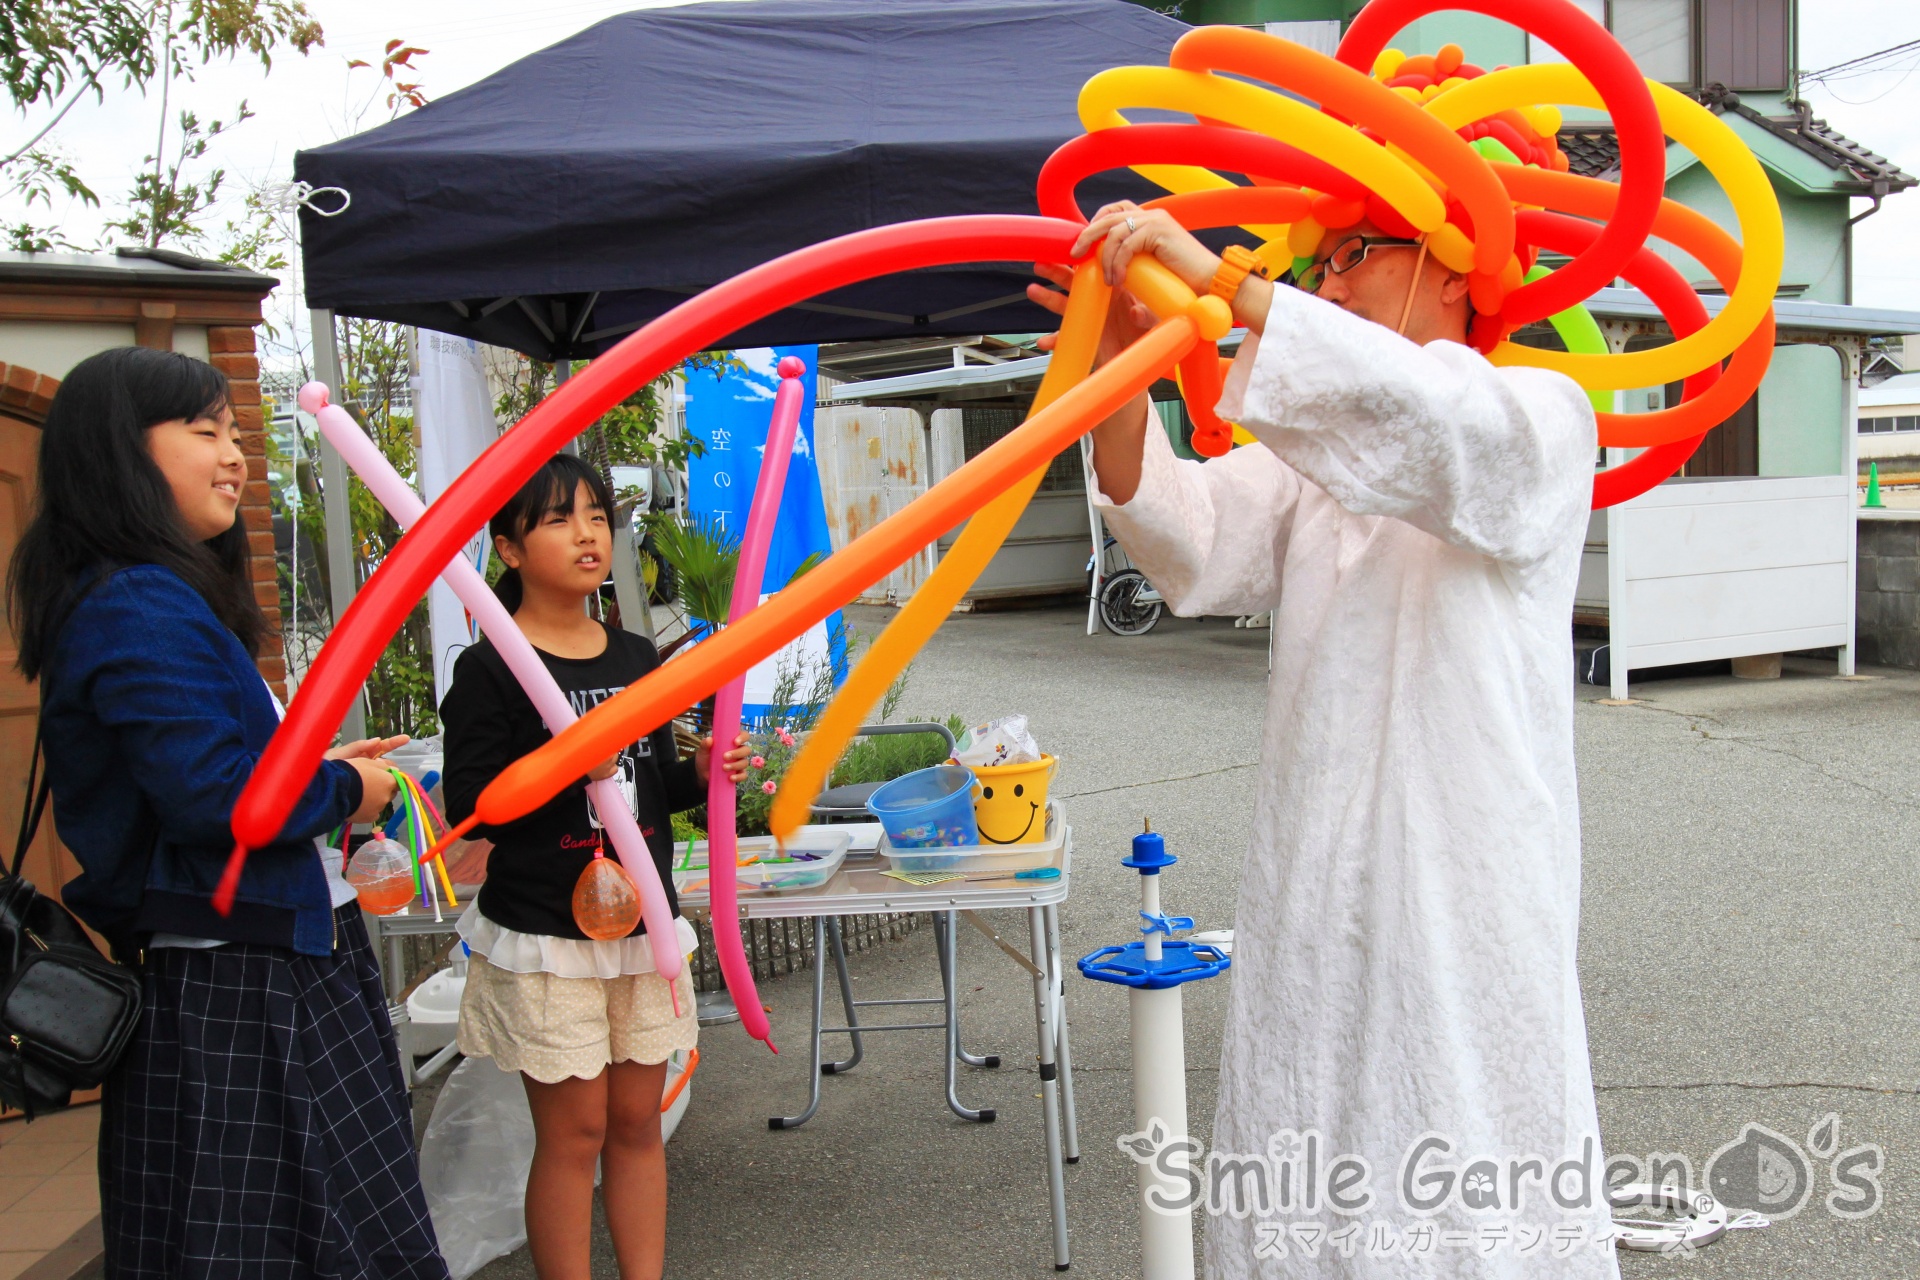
309, 308, 365, 741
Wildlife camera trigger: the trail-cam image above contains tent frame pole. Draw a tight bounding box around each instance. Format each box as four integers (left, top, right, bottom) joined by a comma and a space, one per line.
611, 509, 656, 643
555, 352, 653, 639
311, 307, 368, 741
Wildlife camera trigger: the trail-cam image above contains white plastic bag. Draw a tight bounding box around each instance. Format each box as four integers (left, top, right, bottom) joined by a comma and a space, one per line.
954, 714, 1042, 768
419, 1058, 537, 1280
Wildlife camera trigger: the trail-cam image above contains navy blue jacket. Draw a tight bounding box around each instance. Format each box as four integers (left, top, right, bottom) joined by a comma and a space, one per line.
37, 566, 363, 956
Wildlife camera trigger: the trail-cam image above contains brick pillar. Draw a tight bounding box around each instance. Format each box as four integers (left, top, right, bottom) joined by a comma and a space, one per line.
0, 360, 61, 422
208, 325, 287, 700
136, 300, 177, 350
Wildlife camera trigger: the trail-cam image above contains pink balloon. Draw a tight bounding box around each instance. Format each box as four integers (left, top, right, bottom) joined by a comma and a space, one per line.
701, 355, 808, 1051
298, 383, 685, 996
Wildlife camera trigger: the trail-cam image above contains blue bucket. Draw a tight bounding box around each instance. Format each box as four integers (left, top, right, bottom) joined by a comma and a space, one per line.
867, 764, 979, 852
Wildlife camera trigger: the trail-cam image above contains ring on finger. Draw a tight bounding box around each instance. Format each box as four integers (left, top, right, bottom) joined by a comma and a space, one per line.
1124, 215, 1138, 234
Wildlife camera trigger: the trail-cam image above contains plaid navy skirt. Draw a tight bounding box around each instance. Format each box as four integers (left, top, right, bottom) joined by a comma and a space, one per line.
99, 905, 449, 1280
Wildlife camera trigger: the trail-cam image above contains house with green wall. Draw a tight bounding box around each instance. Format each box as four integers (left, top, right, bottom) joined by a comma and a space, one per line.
1128, 0, 1920, 689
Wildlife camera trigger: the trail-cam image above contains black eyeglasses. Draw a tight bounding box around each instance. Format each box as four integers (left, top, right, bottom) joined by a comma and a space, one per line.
1292, 235, 1424, 294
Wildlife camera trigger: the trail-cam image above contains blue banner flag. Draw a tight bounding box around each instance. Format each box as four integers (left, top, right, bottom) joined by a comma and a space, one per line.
684, 345, 846, 723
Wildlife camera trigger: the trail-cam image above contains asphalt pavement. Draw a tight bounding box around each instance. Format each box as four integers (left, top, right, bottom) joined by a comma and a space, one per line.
464, 604, 1919, 1278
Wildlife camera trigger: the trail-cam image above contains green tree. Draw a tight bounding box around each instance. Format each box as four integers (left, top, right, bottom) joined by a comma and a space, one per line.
339, 319, 439, 738
492, 351, 734, 480
105, 99, 253, 248
276, 318, 440, 738
0, 0, 323, 251
265, 341, 438, 741
0, 0, 320, 111
250, 41, 431, 720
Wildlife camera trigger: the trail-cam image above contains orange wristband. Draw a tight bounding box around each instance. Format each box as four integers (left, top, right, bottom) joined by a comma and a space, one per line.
1208, 244, 1269, 302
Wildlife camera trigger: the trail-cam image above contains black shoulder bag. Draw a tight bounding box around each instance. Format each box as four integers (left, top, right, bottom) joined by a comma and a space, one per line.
0, 728, 143, 1118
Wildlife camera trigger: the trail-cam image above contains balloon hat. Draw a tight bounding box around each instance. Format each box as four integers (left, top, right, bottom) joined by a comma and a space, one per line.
222, 0, 1781, 1051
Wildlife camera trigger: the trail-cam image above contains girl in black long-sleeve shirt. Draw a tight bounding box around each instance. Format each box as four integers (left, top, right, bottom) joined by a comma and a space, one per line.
441, 455, 746, 1280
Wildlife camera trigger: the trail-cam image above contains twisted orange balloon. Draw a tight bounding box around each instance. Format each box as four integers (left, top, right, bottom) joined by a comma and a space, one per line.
230, 5, 1785, 1054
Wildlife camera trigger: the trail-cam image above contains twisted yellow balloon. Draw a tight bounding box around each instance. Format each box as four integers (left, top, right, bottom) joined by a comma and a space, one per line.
761, 31, 1784, 842
772, 260, 1122, 838
1434, 65, 1784, 389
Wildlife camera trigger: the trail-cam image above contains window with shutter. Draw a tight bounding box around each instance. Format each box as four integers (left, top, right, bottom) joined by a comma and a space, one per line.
1699, 0, 1791, 91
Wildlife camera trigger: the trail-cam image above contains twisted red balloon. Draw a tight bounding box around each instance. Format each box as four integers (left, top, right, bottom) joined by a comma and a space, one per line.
1337, 0, 1666, 331
222, 13, 1765, 1044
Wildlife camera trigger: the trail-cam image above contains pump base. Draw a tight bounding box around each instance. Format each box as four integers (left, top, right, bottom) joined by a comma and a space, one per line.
1078, 939, 1230, 989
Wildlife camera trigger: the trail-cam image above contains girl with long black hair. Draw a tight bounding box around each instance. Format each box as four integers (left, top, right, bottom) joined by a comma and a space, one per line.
7, 346, 448, 1279
441, 455, 748, 1280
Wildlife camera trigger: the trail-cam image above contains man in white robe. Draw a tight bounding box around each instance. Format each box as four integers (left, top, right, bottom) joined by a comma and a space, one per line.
1031, 204, 1618, 1278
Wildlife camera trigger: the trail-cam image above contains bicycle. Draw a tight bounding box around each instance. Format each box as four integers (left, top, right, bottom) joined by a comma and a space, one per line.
1086, 535, 1164, 637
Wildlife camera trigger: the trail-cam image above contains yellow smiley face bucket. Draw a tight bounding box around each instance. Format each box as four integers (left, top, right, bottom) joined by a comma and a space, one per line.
970, 755, 1056, 846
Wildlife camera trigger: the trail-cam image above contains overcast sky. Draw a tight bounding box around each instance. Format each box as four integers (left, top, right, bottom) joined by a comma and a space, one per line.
10, 0, 1920, 310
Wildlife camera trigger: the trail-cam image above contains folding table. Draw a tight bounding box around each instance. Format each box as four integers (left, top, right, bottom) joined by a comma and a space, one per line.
677, 812, 1080, 1271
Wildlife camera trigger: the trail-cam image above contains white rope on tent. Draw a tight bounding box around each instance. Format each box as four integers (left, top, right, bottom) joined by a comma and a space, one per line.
259, 181, 352, 217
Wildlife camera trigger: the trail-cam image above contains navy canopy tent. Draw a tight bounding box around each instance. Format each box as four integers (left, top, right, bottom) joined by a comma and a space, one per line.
294, 0, 1189, 359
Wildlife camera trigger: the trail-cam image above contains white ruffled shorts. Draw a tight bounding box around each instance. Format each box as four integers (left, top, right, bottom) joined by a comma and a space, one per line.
454, 904, 698, 1083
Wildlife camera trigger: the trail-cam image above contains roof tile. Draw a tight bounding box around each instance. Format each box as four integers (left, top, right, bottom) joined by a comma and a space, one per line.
1553, 89, 1916, 194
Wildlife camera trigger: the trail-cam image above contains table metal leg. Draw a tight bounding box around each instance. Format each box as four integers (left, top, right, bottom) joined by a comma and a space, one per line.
820, 916, 865, 1075
938, 909, 1000, 1070
1028, 906, 1070, 1269
938, 911, 995, 1123
1045, 902, 1080, 1163
387, 932, 405, 1001
770, 916, 830, 1130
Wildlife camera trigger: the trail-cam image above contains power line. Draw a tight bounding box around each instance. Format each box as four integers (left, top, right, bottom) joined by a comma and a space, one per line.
1801, 38, 1920, 86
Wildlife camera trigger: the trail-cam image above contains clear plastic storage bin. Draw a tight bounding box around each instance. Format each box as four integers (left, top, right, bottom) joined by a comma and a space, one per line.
672, 828, 852, 893
881, 802, 1064, 874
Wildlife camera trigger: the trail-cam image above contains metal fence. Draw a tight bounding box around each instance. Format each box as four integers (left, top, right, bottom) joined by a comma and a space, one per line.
961, 405, 1084, 492
384, 911, 925, 1000
686, 910, 922, 993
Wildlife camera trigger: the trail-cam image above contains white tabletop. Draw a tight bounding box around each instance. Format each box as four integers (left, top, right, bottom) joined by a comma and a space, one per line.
369, 814, 1072, 935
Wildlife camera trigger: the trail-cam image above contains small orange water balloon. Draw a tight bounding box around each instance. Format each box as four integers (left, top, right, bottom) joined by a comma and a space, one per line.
573, 855, 642, 940
346, 837, 417, 916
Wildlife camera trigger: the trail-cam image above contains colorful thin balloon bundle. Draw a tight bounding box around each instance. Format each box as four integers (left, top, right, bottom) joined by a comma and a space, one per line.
225, 0, 1782, 1051
344, 767, 460, 920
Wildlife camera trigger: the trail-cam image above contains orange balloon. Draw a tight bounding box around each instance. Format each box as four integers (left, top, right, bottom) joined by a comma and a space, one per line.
472, 316, 1205, 829
573, 857, 642, 941
345, 837, 416, 916
1169, 25, 1515, 276
1177, 343, 1234, 457
1144, 184, 1312, 229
